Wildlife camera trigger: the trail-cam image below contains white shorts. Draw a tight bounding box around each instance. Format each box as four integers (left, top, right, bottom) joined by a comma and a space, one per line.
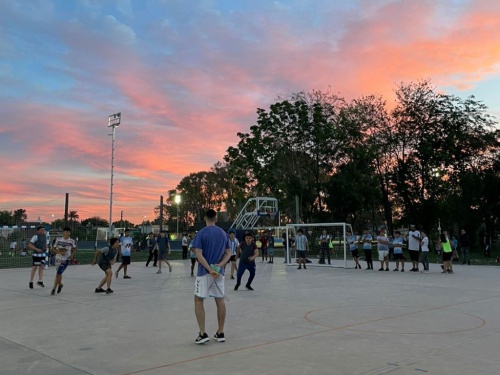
194, 274, 225, 299
378, 250, 389, 261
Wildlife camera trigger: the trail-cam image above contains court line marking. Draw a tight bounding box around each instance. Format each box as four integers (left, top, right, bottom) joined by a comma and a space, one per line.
119, 293, 497, 375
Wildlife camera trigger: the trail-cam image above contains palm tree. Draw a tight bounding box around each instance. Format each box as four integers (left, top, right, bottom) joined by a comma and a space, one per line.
68, 211, 79, 229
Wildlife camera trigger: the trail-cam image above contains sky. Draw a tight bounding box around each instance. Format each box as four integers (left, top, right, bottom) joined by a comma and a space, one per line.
1, 0, 500, 221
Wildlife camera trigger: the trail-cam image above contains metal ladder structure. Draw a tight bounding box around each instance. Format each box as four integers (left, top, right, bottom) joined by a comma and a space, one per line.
229, 197, 279, 230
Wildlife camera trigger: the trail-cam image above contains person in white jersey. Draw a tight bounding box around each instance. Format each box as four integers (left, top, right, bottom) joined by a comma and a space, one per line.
377, 228, 390, 271
116, 229, 134, 279
295, 229, 309, 270
420, 230, 430, 273
407, 224, 421, 272
50, 227, 77, 295
228, 230, 239, 279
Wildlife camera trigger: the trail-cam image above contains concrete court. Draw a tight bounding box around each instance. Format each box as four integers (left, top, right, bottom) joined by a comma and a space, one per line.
1, 259, 500, 375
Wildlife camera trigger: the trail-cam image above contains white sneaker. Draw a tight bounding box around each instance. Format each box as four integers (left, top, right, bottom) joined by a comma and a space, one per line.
156, 270, 162, 274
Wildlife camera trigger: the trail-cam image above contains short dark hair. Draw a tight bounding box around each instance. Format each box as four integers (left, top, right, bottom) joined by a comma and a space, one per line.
205, 209, 217, 219
37, 226, 44, 231
297, 229, 303, 234
63, 227, 71, 232
125, 228, 130, 232
110, 238, 119, 246
395, 231, 401, 235
245, 232, 253, 238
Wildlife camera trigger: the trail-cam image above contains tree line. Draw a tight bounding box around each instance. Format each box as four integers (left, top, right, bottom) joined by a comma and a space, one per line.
164, 80, 499, 247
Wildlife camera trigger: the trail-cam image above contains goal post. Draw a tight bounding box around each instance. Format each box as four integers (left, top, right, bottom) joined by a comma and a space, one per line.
285, 223, 353, 268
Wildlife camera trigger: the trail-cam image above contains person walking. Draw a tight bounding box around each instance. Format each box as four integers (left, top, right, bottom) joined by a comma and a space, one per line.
156, 231, 172, 274
50, 227, 77, 295
191, 209, 231, 344
145, 232, 158, 267
234, 232, 259, 291
116, 228, 133, 279
28, 226, 48, 289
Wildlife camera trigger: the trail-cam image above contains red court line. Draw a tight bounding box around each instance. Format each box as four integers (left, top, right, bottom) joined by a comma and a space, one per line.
120, 293, 496, 375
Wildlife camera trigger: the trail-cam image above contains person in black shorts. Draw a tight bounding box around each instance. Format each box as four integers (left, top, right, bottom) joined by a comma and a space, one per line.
228, 230, 239, 279
92, 238, 119, 294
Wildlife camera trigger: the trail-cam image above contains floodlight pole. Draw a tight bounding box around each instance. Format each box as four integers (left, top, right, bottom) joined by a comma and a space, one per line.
108, 112, 121, 239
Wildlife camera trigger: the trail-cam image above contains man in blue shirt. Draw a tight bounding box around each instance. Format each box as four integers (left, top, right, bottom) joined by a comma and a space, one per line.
191, 209, 231, 344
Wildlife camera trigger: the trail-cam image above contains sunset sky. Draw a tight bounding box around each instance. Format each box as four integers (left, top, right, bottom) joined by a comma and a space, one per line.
1, 0, 500, 222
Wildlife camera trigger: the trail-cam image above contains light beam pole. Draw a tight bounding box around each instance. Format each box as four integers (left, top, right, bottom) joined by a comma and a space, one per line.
108, 112, 121, 240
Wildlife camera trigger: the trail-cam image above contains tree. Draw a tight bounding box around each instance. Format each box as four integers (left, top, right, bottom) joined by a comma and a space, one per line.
81, 217, 109, 227
0, 211, 14, 226
13, 209, 27, 225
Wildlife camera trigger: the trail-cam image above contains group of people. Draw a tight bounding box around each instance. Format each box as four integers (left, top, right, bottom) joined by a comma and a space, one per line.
343, 225, 471, 274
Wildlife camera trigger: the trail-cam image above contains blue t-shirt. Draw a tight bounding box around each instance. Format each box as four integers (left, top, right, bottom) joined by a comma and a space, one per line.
393, 237, 404, 254
268, 235, 275, 248
157, 236, 169, 252
191, 226, 230, 276
347, 235, 358, 251
119, 236, 133, 256
361, 234, 373, 250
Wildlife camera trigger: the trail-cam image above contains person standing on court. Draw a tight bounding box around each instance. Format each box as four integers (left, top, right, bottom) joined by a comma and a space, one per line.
156, 231, 172, 274
182, 233, 189, 259
407, 224, 421, 272
361, 229, 373, 270
234, 232, 259, 291
116, 228, 133, 279
228, 230, 239, 279
459, 229, 470, 265
295, 229, 309, 269
420, 230, 430, 273
377, 228, 390, 271
50, 227, 77, 295
191, 209, 231, 344
145, 232, 158, 267
28, 226, 48, 289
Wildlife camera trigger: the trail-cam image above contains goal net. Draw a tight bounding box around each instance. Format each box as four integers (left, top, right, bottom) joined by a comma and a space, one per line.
285, 223, 353, 268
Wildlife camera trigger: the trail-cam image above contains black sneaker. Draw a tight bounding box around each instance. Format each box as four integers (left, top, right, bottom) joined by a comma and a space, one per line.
29, 282, 33, 289
195, 332, 210, 344
234, 284, 240, 291
378, 268, 384, 271
230, 275, 234, 279
37, 281, 45, 288
385, 268, 389, 271
51, 289, 56, 295
123, 275, 131, 279
95, 288, 105, 293
401, 269, 405, 272
57, 284, 63, 294
245, 285, 254, 291
393, 268, 399, 271
214, 332, 225, 342
106, 288, 114, 294
304, 266, 307, 269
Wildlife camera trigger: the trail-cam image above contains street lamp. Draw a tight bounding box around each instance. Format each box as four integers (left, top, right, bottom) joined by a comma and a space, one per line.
107, 112, 121, 239
175, 194, 181, 237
